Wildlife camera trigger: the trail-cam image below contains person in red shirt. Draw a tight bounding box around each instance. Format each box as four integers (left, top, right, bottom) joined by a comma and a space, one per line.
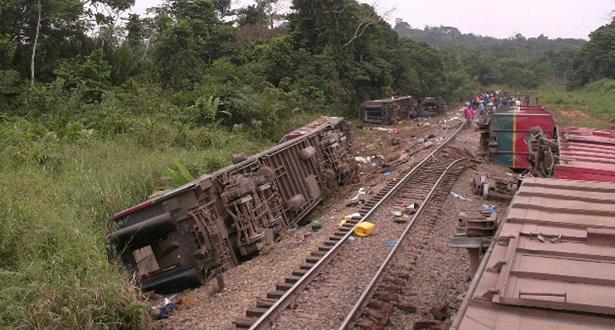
465, 105, 475, 128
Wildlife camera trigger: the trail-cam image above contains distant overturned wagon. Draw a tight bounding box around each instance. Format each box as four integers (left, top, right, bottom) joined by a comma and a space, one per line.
359, 95, 419, 125
420, 96, 448, 116
109, 117, 356, 293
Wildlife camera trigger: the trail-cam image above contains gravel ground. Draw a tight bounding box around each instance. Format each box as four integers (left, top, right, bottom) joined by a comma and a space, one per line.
270, 205, 410, 329
159, 113, 468, 330
270, 163, 452, 330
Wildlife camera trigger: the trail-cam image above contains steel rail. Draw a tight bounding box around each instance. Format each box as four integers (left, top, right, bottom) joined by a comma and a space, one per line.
247, 122, 465, 330
338, 157, 466, 329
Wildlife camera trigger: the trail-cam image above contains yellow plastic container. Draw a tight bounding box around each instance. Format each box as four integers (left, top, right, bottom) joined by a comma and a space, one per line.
354, 222, 376, 237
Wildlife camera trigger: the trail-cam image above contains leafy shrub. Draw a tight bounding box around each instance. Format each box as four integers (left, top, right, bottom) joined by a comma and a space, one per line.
165, 160, 195, 187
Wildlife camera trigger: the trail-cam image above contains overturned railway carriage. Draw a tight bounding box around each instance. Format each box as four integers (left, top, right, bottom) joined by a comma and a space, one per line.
109, 117, 355, 293
420, 97, 447, 116
480, 105, 556, 170
359, 96, 418, 125
453, 178, 615, 330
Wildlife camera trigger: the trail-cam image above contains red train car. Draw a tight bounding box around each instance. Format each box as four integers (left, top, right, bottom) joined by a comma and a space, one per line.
484, 106, 556, 170
554, 127, 615, 182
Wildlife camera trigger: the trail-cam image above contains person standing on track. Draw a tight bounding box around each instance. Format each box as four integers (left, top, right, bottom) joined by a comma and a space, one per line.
465, 104, 475, 128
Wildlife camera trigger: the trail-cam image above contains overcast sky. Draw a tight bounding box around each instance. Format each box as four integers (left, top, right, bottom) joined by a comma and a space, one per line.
130, 0, 615, 39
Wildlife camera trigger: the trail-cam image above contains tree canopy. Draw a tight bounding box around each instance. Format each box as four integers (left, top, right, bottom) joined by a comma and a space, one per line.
569, 18, 615, 86
394, 20, 588, 88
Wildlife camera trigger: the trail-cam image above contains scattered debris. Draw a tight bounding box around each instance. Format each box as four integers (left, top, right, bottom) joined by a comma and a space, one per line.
451, 191, 472, 201
386, 240, 398, 247
482, 205, 496, 213
406, 202, 419, 214
159, 302, 179, 319
392, 215, 410, 224
449, 208, 499, 275
348, 187, 367, 206
355, 222, 376, 237
364, 126, 401, 134
151, 296, 181, 320
311, 220, 322, 232
297, 232, 312, 244
355, 156, 382, 165
455, 211, 498, 237
471, 174, 518, 200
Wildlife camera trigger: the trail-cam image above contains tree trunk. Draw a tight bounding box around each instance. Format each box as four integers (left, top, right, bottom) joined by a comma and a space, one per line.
31, 0, 42, 86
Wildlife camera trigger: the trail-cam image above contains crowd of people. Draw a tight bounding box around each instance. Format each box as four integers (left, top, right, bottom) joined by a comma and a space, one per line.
463, 90, 532, 127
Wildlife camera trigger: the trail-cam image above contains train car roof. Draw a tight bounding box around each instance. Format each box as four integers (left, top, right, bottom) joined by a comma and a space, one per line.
555, 127, 615, 182
453, 177, 615, 330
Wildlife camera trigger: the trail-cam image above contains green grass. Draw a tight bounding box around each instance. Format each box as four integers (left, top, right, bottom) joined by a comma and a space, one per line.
535, 79, 615, 128
0, 112, 318, 328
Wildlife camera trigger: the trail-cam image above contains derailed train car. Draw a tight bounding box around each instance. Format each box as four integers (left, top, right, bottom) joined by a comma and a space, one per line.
479, 105, 556, 170
359, 96, 419, 125
109, 117, 355, 293
419, 97, 448, 116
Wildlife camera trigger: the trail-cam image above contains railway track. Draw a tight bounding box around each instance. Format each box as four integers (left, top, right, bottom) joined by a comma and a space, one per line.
339, 159, 465, 329
234, 123, 467, 330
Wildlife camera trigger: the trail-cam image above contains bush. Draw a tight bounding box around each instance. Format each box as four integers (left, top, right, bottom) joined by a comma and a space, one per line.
0, 113, 276, 328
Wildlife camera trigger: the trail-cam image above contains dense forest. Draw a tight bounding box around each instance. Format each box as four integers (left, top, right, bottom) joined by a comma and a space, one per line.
0, 0, 614, 328
395, 21, 582, 88
394, 19, 615, 88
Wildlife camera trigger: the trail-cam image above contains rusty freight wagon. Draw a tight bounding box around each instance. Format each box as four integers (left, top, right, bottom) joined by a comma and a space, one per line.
482, 105, 556, 170
359, 95, 418, 125
109, 117, 355, 293
452, 177, 615, 330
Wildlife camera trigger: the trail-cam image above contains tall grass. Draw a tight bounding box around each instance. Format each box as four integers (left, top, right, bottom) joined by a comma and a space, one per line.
536, 79, 615, 128
0, 112, 318, 328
